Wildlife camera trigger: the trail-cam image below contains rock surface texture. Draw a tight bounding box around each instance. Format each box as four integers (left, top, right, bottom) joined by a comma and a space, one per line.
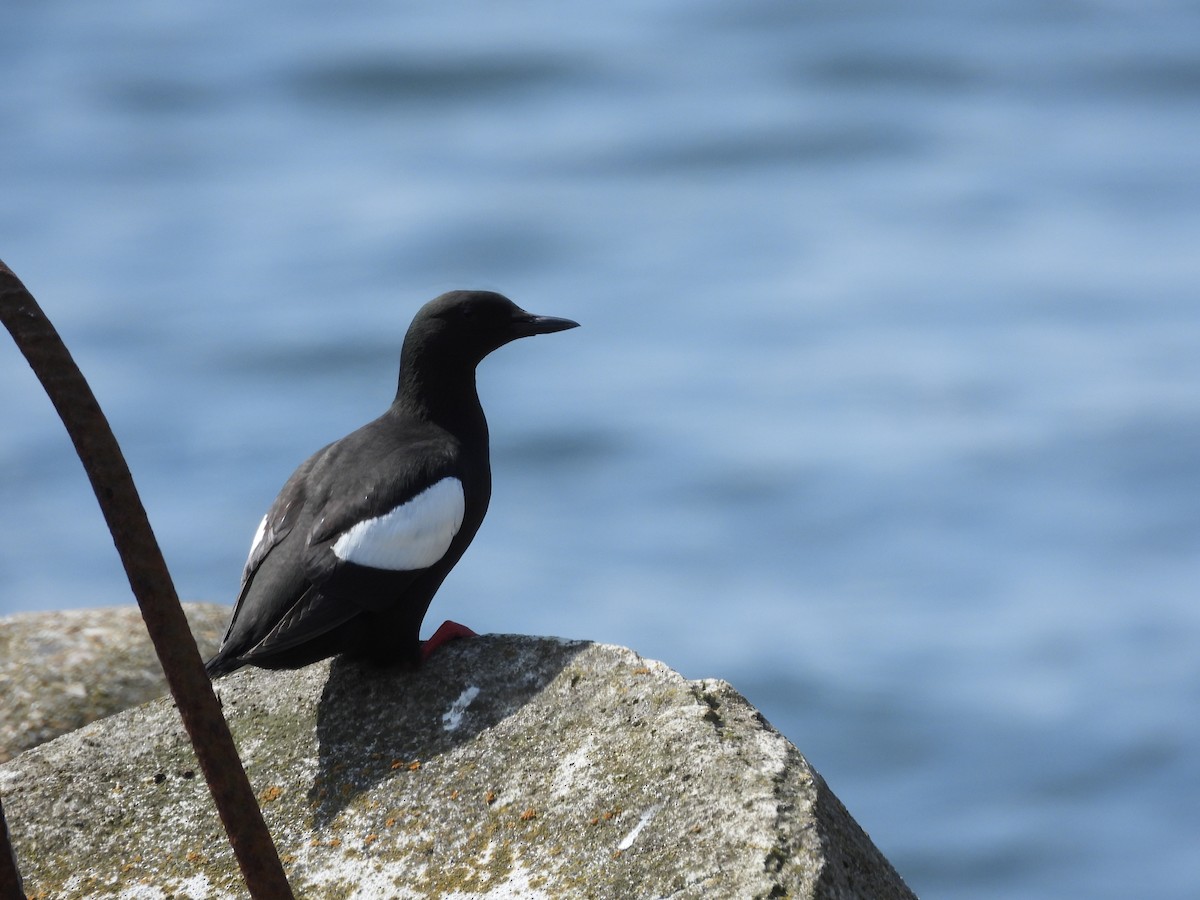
0, 603, 228, 762
0, 632, 916, 899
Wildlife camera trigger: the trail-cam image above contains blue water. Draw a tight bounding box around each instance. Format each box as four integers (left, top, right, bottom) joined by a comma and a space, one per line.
3, 2, 1199, 896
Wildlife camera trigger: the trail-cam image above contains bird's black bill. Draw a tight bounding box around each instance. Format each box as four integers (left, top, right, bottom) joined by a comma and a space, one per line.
514, 313, 580, 336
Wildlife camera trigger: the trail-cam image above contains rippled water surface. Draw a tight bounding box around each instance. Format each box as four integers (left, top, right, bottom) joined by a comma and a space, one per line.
2, 3, 1199, 897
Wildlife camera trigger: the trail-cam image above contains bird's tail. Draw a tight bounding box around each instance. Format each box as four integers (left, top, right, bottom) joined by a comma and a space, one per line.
203, 650, 244, 680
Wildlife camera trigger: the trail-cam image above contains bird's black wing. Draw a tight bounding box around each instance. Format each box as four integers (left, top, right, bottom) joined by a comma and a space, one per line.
300, 435, 464, 611
230, 582, 350, 663
207, 418, 464, 675
216, 455, 314, 648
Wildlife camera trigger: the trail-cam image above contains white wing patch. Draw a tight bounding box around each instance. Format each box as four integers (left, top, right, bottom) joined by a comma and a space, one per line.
332, 477, 465, 571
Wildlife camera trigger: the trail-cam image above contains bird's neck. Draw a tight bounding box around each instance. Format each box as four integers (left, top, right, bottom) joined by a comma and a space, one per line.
394, 360, 488, 442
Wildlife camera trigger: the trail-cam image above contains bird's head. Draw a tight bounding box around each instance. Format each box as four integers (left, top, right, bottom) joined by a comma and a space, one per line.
406, 290, 579, 367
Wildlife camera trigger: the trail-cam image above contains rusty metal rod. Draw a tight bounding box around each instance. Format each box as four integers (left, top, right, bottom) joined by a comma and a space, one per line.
0, 261, 294, 899
0, 796, 25, 900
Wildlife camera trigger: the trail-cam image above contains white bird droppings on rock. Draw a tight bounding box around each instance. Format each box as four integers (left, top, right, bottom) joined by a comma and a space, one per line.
442, 684, 480, 732
617, 803, 663, 851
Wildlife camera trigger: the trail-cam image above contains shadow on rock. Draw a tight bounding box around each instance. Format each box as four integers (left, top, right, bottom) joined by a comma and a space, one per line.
307, 633, 588, 828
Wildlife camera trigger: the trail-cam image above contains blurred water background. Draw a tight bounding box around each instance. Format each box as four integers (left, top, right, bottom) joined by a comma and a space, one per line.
2, 2, 1198, 896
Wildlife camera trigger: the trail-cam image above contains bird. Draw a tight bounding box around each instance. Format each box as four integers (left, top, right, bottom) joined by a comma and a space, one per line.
204, 290, 578, 678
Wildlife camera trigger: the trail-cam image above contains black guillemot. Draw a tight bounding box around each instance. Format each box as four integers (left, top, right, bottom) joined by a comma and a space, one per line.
204, 290, 578, 678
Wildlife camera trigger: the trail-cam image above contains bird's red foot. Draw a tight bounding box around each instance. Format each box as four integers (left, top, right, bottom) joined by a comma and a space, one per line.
420, 620, 478, 663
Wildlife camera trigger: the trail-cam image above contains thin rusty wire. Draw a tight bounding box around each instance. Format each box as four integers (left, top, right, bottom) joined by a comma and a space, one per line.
0, 261, 294, 899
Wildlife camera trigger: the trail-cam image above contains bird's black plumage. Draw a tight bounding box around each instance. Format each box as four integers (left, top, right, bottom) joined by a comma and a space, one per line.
204, 290, 578, 678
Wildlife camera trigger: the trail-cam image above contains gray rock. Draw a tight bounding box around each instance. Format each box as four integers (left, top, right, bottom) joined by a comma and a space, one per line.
0, 603, 230, 762
0, 634, 916, 899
